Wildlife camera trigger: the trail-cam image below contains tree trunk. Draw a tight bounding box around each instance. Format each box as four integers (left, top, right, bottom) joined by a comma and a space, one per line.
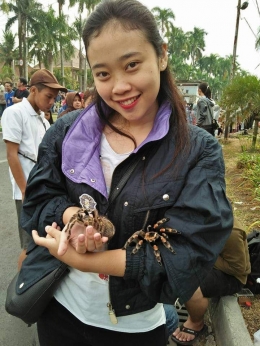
59, 4, 64, 84
251, 115, 259, 149
18, 10, 23, 76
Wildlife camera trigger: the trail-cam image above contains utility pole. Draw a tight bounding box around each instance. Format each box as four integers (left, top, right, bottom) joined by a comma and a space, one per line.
231, 1, 249, 80
231, 0, 241, 81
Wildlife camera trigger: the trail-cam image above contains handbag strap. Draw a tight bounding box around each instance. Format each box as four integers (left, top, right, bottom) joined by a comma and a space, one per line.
108, 157, 140, 206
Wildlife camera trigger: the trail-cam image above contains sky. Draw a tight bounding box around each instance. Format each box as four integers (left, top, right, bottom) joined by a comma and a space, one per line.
1, 0, 260, 77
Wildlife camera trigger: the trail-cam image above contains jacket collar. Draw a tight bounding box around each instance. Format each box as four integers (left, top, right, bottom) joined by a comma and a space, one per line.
62, 101, 171, 198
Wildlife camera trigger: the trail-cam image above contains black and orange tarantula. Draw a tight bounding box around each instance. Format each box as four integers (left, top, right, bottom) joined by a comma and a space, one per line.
65, 209, 115, 241
123, 217, 181, 266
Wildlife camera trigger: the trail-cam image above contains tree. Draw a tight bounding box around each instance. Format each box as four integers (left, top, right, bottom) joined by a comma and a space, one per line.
151, 7, 175, 38
186, 27, 207, 66
220, 75, 260, 147
2, 0, 42, 78
29, 7, 77, 74
0, 29, 18, 68
69, 0, 101, 90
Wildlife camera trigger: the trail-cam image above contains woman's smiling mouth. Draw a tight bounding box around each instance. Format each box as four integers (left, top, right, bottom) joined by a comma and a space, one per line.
118, 96, 140, 109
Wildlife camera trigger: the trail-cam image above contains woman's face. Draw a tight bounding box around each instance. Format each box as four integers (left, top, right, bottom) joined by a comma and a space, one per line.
87, 22, 167, 126
73, 95, 82, 109
198, 88, 203, 97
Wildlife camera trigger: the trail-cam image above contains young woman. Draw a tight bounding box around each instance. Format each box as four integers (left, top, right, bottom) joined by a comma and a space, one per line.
58, 91, 83, 117
21, 1, 233, 345
196, 82, 215, 135
44, 110, 54, 125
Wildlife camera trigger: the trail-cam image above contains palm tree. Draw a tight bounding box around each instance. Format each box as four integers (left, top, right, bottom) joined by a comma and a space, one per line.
3, 0, 42, 78
69, 0, 101, 90
29, 7, 77, 74
57, 0, 66, 82
0, 29, 18, 68
186, 27, 207, 66
151, 7, 175, 39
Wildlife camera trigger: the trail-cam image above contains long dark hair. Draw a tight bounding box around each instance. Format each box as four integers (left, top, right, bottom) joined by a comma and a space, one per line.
199, 82, 212, 99
82, 0, 189, 166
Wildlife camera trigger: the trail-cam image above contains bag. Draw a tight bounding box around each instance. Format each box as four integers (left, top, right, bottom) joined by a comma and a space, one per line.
212, 119, 219, 131
244, 230, 260, 294
5, 262, 69, 325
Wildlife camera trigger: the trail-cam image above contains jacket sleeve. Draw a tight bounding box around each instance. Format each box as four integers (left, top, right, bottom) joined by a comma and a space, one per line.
21, 114, 79, 237
124, 132, 233, 304
196, 99, 207, 126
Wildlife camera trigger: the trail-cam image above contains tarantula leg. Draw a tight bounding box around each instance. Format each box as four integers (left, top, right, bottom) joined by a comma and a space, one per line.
132, 239, 143, 255
153, 217, 170, 229
159, 227, 181, 235
153, 245, 162, 266
160, 236, 176, 254
122, 233, 140, 250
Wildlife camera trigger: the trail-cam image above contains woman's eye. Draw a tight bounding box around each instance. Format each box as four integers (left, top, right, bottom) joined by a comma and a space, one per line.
96, 71, 108, 78
127, 62, 138, 70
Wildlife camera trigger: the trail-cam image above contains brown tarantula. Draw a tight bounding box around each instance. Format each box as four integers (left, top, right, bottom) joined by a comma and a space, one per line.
123, 217, 181, 266
65, 209, 115, 241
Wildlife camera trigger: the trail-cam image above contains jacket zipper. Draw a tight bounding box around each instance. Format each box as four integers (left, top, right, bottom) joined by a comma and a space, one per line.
107, 278, 118, 324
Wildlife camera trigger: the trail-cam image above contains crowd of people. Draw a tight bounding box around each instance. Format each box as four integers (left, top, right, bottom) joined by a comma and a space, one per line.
1, 1, 250, 345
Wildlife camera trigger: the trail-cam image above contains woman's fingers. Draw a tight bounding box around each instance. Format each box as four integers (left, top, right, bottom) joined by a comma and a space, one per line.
76, 233, 87, 253
58, 229, 70, 256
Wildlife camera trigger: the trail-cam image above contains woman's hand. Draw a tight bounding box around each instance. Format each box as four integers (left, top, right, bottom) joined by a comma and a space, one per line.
32, 224, 61, 257
58, 222, 108, 256
32, 222, 109, 257
33, 225, 126, 276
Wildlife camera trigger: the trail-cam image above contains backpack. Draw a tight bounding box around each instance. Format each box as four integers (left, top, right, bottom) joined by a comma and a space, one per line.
245, 230, 260, 294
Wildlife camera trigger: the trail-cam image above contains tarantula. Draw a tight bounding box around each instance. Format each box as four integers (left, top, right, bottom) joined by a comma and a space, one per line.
65, 209, 115, 241
123, 217, 181, 266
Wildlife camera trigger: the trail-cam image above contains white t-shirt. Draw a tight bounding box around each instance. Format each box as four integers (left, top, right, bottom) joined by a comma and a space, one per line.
2, 98, 50, 199
54, 134, 165, 332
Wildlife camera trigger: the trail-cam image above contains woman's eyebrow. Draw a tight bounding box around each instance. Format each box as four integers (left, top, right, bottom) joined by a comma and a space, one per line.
91, 52, 141, 70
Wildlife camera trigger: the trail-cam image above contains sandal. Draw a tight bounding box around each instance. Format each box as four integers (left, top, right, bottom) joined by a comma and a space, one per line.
171, 323, 207, 345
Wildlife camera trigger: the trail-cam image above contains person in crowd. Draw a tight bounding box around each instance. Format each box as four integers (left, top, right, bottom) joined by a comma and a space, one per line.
217, 123, 224, 138
12, 77, 29, 103
83, 87, 95, 108
171, 215, 250, 345
21, 1, 232, 345
184, 101, 193, 125
0, 81, 6, 117
58, 91, 83, 118
44, 110, 54, 125
2, 69, 67, 270
4, 81, 15, 108
196, 82, 215, 135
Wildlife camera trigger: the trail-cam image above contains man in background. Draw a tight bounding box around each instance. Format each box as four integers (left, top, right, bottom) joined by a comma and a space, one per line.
12, 77, 29, 103
0, 82, 6, 118
2, 69, 67, 269
4, 81, 14, 108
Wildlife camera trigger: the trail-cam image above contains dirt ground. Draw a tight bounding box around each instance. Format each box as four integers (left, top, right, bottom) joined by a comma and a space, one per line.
221, 136, 260, 341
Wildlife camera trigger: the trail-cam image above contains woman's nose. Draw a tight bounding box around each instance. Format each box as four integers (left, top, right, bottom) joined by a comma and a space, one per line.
112, 77, 131, 94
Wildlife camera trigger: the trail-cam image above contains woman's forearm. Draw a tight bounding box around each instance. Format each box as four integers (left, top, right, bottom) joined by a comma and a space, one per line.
59, 246, 126, 276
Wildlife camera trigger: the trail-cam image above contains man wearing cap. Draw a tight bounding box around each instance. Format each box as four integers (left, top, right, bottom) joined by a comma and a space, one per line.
1, 69, 67, 269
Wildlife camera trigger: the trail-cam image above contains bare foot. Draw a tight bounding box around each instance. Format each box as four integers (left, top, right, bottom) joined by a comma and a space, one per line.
172, 320, 205, 343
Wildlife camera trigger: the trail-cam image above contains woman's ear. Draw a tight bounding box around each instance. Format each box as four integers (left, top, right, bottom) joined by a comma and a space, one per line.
160, 43, 168, 71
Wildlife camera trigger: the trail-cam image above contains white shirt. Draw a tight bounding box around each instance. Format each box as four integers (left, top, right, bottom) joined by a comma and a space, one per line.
2, 98, 50, 199
54, 134, 165, 332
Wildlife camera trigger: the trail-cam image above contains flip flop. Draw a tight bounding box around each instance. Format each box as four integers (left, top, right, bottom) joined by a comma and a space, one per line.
171, 323, 207, 345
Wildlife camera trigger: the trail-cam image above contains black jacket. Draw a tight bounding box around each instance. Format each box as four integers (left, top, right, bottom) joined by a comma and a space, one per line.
20, 106, 233, 317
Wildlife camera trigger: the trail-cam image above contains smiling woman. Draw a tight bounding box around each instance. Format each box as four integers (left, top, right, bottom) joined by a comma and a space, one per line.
20, 1, 233, 345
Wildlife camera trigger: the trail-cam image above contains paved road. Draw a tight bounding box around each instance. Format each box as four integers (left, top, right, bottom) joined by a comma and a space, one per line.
0, 133, 38, 346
